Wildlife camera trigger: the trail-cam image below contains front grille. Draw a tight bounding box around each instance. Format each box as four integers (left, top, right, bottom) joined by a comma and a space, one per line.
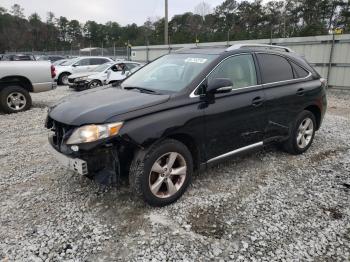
50, 119, 74, 151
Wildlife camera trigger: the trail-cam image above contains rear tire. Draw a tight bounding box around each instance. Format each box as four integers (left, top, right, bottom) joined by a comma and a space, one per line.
0, 86, 32, 114
129, 139, 193, 207
282, 110, 316, 155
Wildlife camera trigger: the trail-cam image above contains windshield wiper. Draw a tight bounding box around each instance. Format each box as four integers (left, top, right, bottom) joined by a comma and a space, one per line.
123, 86, 160, 94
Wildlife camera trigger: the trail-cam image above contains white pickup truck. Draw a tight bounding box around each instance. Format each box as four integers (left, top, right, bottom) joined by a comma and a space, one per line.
0, 61, 56, 113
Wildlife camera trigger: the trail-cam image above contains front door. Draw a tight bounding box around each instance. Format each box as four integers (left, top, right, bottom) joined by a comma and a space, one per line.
203, 54, 267, 161
72, 58, 91, 73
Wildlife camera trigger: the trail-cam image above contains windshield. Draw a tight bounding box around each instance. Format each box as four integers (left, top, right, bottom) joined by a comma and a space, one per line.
61, 58, 80, 66
53, 59, 67, 66
121, 53, 217, 93
91, 63, 113, 72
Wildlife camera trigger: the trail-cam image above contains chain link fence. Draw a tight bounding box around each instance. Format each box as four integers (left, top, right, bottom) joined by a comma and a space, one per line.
5, 47, 130, 60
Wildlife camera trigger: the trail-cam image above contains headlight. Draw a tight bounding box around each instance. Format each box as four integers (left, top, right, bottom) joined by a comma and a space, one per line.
66, 122, 123, 145
75, 77, 88, 82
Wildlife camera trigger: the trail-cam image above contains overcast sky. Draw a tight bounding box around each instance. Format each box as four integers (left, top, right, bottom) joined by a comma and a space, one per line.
1, 0, 226, 25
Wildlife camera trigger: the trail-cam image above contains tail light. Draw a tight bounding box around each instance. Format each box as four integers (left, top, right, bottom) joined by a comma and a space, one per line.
51, 65, 56, 79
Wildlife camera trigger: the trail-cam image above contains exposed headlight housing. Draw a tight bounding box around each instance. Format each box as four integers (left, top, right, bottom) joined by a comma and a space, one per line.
66, 122, 123, 145
74, 76, 88, 82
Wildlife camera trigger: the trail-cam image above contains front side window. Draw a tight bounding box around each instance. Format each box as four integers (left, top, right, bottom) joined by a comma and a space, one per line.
122, 54, 218, 93
89, 58, 107, 65
77, 58, 90, 66
208, 54, 257, 89
257, 53, 294, 83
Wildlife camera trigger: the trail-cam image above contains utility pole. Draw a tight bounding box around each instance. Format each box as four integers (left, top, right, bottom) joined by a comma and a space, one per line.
165, 0, 169, 45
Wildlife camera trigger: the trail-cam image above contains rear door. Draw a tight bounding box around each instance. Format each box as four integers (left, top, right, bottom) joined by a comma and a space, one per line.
203, 54, 267, 161
256, 53, 316, 139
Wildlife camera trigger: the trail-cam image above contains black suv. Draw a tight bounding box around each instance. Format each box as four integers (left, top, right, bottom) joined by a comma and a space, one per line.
46, 44, 327, 206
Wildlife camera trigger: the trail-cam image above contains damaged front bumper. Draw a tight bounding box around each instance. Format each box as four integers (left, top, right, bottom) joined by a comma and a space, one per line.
47, 135, 123, 185
47, 142, 88, 176
68, 80, 89, 90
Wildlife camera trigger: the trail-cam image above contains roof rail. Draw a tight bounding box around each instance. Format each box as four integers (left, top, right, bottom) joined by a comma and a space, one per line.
226, 44, 294, 53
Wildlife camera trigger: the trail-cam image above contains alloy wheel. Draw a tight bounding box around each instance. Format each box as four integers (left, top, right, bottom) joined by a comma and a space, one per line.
6, 92, 26, 111
297, 117, 314, 149
90, 81, 100, 88
149, 152, 187, 199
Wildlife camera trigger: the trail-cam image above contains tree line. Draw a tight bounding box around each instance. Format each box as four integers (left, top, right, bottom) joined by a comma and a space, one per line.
0, 0, 350, 53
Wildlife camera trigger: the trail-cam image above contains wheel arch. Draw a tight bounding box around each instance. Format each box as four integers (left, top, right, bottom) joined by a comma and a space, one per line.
58, 71, 71, 79
91, 79, 102, 85
165, 133, 201, 172
304, 105, 321, 130
0, 75, 33, 92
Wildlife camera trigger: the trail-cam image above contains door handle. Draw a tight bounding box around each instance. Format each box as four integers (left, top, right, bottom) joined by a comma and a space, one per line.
252, 96, 264, 107
296, 88, 305, 96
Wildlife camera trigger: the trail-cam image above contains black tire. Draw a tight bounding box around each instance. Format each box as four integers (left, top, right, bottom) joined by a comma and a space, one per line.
58, 72, 70, 86
0, 86, 32, 114
282, 110, 316, 155
129, 139, 193, 207
111, 80, 121, 87
88, 80, 102, 89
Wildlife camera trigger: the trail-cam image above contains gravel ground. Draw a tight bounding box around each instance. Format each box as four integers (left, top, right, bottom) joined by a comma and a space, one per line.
0, 87, 349, 261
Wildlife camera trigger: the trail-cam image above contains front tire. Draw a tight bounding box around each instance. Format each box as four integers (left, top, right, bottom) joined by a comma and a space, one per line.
0, 86, 32, 114
283, 110, 316, 155
88, 80, 102, 89
111, 80, 122, 87
129, 139, 193, 207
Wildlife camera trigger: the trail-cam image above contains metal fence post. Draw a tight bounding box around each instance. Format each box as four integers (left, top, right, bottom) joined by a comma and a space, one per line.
146, 46, 149, 63
327, 33, 336, 87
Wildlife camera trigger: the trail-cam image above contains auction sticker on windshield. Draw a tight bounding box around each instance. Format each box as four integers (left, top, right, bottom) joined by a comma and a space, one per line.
185, 58, 208, 64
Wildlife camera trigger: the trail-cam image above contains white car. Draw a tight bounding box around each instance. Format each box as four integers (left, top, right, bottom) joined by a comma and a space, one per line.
67, 61, 143, 91
55, 56, 113, 85
106, 62, 143, 86
67, 62, 114, 91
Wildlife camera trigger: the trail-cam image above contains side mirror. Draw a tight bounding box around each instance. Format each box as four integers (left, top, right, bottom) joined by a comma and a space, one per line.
72, 64, 78, 67
207, 78, 233, 94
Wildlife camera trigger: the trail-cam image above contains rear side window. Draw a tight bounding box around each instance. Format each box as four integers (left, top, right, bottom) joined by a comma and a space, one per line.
126, 63, 139, 70
291, 62, 309, 78
257, 54, 294, 83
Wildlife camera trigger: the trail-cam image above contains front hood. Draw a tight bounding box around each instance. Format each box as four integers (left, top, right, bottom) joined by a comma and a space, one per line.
49, 87, 170, 126
87, 72, 104, 79
68, 72, 96, 79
